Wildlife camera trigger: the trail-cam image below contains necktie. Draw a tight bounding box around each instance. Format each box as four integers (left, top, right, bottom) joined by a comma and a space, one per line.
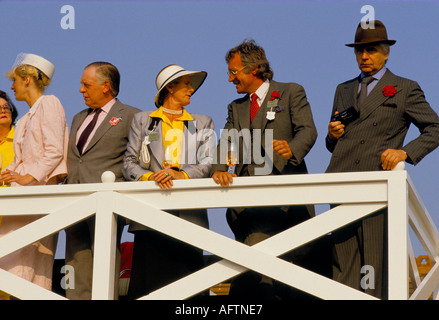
357, 76, 374, 108
77, 108, 102, 154
250, 93, 259, 122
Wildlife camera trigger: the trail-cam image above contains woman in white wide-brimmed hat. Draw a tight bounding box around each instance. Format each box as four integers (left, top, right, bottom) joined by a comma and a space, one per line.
0, 53, 68, 294
123, 64, 216, 299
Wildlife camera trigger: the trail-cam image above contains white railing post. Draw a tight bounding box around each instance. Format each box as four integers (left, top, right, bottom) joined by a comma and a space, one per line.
91, 172, 118, 300
387, 170, 409, 299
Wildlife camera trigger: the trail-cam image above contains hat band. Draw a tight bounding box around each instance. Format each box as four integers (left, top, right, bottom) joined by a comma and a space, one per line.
158, 69, 186, 91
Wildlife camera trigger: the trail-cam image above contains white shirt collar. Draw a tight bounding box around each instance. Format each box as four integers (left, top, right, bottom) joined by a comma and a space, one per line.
251, 80, 270, 105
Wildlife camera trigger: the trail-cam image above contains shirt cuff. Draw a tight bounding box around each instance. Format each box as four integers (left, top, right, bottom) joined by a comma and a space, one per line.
139, 172, 154, 181
181, 171, 189, 179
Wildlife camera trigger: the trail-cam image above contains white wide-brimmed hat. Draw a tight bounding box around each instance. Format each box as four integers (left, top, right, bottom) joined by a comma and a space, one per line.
12, 53, 55, 79
154, 64, 207, 107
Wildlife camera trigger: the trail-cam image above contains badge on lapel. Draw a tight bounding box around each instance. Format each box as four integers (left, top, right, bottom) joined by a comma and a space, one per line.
266, 91, 281, 120
109, 117, 121, 126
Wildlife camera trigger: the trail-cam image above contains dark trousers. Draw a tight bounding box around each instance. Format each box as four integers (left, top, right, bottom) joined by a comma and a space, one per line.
65, 216, 124, 300
226, 205, 332, 299
127, 230, 205, 299
331, 208, 388, 299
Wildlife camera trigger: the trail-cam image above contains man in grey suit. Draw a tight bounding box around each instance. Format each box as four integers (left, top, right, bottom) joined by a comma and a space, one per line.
65, 62, 141, 299
326, 20, 439, 299
211, 39, 322, 299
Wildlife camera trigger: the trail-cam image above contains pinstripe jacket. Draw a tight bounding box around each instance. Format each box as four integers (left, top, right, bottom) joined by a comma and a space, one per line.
326, 69, 439, 173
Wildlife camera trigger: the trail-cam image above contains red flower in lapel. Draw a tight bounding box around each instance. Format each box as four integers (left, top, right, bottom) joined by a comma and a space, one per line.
382, 85, 397, 97
269, 91, 281, 101
109, 117, 121, 126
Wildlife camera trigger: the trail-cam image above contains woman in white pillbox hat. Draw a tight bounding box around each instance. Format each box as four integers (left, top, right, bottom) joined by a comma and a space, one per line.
123, 64, 216, 299
0, 53, 69, 296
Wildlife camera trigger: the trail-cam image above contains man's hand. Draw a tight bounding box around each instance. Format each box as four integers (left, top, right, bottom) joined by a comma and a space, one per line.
381, 149, 407, 170
327, 111, 345, 141
273, 139, 293, 160
212, 171, 236, 187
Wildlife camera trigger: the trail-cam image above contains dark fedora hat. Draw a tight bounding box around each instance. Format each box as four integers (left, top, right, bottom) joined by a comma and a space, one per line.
345, 20, 396, 47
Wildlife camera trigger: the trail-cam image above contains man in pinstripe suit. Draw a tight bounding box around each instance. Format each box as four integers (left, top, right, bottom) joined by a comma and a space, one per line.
326, 20, 439, 299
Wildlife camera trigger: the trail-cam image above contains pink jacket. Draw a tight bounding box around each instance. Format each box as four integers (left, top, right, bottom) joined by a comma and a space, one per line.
8, 95, 69, 185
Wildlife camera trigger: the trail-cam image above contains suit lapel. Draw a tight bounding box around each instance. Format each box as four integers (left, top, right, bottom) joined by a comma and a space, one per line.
340, 80, 358, 112
238, 95, 251, 130
342, 70, 401, 135
259, 81, 279, 131
72, 110, 90, 156
358, 69, 401, 121
148, 119, 164, 167
82, 100, 123, 154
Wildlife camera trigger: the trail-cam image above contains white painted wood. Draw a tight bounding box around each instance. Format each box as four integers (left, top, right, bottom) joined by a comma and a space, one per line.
0, 170, 438, 300
91, 191, 117, 300
410, 261, 439, 300
138, 203, 385, 300
387, 172, 409, 299
0, 268, 67, 300
0, 194, 96, 259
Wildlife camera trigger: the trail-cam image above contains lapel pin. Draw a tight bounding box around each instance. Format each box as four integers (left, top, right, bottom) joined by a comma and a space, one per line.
109, 117, 121, 126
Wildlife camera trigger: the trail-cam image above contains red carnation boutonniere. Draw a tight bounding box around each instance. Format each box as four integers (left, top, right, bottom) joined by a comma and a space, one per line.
382, 85, 397, 97
269, 91, 281, 101
109, 117, 121, 126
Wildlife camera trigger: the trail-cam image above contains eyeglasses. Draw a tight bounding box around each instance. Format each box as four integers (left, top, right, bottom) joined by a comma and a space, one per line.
227, 66, 246, 77
0, 104, 12, 113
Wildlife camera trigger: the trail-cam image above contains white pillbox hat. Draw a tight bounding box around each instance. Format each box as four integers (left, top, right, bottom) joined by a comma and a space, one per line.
12, 53, 55, 79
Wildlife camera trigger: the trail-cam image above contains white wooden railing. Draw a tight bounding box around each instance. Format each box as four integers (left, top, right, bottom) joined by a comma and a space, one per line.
1, 169, 439, 300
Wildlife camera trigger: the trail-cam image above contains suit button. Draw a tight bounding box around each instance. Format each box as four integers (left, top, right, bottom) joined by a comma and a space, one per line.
373, 122, 378, 126
360, 140, 365, 144
79, 160, 83, 164
355, 160, 360, 164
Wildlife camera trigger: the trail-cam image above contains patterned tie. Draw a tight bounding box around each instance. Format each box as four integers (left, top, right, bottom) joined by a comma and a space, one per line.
250, 93, 259, 122
76, 108, 102, 154
357, 76, 374, 108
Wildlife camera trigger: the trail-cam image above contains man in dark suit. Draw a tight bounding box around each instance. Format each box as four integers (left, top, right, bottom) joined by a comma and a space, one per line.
211, 40, 321, 299
326, 21, 439, 299
65, 62, 141, 299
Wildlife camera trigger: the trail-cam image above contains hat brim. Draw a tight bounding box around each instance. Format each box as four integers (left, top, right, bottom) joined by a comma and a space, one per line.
154, 70, 207, 107
345, 39, 396, 47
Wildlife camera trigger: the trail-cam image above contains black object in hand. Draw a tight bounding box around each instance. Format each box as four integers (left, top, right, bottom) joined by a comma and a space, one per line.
332, 107, 359, 126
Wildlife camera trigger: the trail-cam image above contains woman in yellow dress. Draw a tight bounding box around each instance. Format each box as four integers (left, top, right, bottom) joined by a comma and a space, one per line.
0, 90, 17, 179
0, 90, 18, 299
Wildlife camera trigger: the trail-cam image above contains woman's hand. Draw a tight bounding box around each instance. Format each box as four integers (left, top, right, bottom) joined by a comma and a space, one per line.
150, 169, 185, 190
1, 170, 36, 186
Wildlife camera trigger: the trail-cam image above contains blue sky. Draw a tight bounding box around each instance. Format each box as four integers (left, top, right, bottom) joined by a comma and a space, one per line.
1, 0, 438, 258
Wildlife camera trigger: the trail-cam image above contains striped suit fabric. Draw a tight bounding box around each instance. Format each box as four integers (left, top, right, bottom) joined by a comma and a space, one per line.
326, 69, 439, 299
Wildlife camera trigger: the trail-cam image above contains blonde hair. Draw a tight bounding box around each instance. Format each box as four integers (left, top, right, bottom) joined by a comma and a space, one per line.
6, 64, 51, 92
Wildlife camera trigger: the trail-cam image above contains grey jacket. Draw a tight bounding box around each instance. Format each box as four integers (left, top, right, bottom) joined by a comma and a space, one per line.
66, 99, 141, 184
123, 110, 216, 231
